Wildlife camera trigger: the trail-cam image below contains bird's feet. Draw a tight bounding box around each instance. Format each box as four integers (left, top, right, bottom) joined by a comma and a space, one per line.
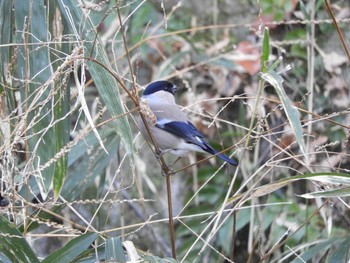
161, 166, 176, 176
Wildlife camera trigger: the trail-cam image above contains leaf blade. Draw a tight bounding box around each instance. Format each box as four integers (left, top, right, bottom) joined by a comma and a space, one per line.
42, 233, 98, 263
57, 0, 134, 156
105, 237, 126, 262
260, 71, 307, 160
14, 0, 57, 196
0, 215, 40, 263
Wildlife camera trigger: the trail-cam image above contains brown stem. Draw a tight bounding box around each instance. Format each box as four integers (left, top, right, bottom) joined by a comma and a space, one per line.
166, 175, 177, 259
87, 2, 177, 254
324, 0, 350, 62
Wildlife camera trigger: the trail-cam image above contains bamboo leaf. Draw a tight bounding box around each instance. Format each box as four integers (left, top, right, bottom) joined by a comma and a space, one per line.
261, 27, 270, 73
42, 233, 98, 263
228, 172, 350, 204
0, 215, 40, 263
0, 1, 13, 96
47, 0, 71, 199
57, 0, 134, 156
105, 237, 126, 262
62, 128, 120, 201
260, 71, 307, 160
290, 238, 341, 263
14, 0, 56, 196
327, 238, 350, 263
299, 186, 350, 199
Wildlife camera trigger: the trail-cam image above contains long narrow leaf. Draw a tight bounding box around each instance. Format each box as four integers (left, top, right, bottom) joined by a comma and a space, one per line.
47, 0, 71, 198
0, 215, 40, 263
57, 0, 134, 156
261, 27, 270, 73
252, 172, 350, 199
260, 71, 307, 160
62, 128, 120, 201
290, 237, 342, 263
299, 186, 350, 199
105, 237, 126, 262
42, 232, 98, 263
327, 238, 350, 263
228, 172, 350, 204
14, 0, 56, 196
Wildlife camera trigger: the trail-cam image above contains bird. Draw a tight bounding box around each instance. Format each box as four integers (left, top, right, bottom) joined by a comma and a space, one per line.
138, 80, 238, 166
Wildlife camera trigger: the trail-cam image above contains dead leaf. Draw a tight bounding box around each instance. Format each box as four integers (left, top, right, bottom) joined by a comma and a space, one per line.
322, 51, 348, 74
324, 76, 348, 108
227, 41, 260, 76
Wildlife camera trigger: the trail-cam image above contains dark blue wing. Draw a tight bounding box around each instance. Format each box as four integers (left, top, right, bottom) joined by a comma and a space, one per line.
156, 121, 207, 149
156, 120, 238, 166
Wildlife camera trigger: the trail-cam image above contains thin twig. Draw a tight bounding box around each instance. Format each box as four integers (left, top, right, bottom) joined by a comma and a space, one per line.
324, 0, 350, 62
166, 175, 176, 258
114, 1, 177, 258
116, 1, 137, 95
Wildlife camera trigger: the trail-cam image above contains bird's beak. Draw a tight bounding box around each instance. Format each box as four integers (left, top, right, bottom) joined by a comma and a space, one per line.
171, 84, 179, 94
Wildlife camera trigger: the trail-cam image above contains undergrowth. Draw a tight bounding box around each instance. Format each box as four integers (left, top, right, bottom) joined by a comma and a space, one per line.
0, 0, 350, 262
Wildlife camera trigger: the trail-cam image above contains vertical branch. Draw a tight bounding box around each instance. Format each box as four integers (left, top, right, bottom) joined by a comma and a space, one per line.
324, 0, 350, 62
166, 175, 177, 259
230, 212, 236, 261
115, 1, 177, 259
138, 109, 177, 259
306, 0, 315, 163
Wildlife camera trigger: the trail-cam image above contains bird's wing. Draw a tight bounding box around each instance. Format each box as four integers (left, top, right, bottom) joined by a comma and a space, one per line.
156, 120, 238, 166
156, 120, 215, 153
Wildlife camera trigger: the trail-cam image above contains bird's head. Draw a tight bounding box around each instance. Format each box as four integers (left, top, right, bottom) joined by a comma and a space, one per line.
142, 80, 179, 105
143, 80, 178, 96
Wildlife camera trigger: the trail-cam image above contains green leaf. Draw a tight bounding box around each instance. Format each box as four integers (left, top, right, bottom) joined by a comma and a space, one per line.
73, 247, 105, 263
0, 1, 13, 96
299, 186, 350, 199
105, 237, 126, 262
228, 172, 350, 204
42, 232, 98, 263
0, 0, 14, 147
264, 172, 350, 193
327, 238, 350, 263
62, 128, 120, 201
290, 238, 341, 263
260, 70, 307, 160
298, 172, 350, 185
14, 0, 57, 196
57, 0, 134, 156
142, 255, 179, 263
0, 215, 40, 263
51, 80, 69, 199
261, 27, 270, 73
299, 0, 310, 20
47, 0, 71, 199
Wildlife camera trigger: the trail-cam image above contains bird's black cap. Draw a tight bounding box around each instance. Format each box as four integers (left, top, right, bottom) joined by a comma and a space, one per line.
143, 80, 178, 95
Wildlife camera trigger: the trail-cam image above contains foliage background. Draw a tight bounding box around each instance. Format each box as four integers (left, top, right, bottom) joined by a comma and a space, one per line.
0, 0, 350, 262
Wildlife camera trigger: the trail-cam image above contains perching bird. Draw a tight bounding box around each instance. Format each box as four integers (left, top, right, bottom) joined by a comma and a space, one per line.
138, 80, 238, 166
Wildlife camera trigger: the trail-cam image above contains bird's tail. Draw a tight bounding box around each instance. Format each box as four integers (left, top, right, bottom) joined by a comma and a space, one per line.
216, 152, 238, 166
202, 140, 238, 166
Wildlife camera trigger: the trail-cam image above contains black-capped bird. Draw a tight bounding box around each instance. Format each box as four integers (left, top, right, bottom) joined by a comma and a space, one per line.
138, 80, 238, 166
